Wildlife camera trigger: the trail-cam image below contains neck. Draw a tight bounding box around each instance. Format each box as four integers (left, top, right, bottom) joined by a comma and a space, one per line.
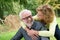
41, 20, 46, 25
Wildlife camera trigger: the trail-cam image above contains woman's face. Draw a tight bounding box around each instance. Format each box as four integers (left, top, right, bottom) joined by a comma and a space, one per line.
37, 11, 44, 20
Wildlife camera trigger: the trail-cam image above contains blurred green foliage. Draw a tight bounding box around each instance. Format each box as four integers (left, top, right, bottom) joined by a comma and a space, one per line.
0, 0, 60, 20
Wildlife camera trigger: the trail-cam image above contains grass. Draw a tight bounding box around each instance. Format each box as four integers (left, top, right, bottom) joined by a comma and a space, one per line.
0, 31, 16, 40
57, 17, 60, 28
0, 30, 24, 40
0, 17, 60, 40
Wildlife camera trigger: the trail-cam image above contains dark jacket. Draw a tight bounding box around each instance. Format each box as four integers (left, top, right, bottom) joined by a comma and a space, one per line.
11, 21, 49, 40
54, 24, 60, 40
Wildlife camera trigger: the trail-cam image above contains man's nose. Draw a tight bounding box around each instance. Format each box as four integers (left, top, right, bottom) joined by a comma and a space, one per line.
28, 17, 31, 21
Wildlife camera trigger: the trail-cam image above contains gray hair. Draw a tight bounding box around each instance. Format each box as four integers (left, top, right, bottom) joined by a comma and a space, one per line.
19, 9, 32, 19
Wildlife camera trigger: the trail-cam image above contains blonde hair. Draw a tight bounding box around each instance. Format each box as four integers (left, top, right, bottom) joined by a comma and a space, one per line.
36, 4, 55, 24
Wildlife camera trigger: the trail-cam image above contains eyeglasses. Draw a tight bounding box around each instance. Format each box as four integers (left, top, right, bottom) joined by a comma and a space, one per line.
22, 15, 32, 20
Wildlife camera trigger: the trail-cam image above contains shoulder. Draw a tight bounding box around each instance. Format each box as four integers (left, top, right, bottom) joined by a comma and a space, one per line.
33, 21, 46, 30
34, 21, 44, 27
50, 16, 57, 25
49, 16, 57, 29
34, 21, 42, 25
18, 27, 24, 31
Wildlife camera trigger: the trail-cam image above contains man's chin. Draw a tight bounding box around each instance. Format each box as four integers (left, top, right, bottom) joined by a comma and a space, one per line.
24, 22, 33, 27
26, 23, 32, 27
27, 23, 32, 26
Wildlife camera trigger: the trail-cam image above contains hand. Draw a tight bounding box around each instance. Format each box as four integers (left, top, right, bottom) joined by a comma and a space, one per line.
27, 29, 39, 37
24, 27, 34, 37
30, 29, 39, 37
25, 27, 30, 32
24, 27, 39, 37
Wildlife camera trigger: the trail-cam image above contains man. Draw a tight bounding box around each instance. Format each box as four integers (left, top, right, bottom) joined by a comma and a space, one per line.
11, 9, 49, 40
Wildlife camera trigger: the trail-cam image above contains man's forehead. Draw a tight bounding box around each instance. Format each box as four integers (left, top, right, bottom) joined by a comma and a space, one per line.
22, 12, 31, 18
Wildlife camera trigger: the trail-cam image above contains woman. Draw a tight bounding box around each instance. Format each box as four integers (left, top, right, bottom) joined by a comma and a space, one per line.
34, 5, 60, 40
20, 4, 60, 40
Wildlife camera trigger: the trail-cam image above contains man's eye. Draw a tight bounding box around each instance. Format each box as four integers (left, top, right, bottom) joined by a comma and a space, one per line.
23, 18, 25, 19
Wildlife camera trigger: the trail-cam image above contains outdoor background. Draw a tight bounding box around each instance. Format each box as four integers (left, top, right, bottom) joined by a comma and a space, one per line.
0, 0, 60, 40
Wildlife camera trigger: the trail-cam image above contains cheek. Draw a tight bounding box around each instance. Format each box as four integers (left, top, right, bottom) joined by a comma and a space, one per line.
30, 18, 33, 21
38, 15, 42, 18
38, 15, 44, 20
37, 13, 44, 18
41, 15, 44, 18
22, 20, 27, 23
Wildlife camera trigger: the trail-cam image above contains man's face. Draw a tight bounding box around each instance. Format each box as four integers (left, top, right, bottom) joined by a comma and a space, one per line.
21, 13, 33, 27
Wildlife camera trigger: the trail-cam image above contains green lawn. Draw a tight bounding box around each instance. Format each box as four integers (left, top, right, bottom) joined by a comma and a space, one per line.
57, 17, 60, 28
0, 17, 60, 40
0, 31, 16, 40
0, 31, 24, 40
